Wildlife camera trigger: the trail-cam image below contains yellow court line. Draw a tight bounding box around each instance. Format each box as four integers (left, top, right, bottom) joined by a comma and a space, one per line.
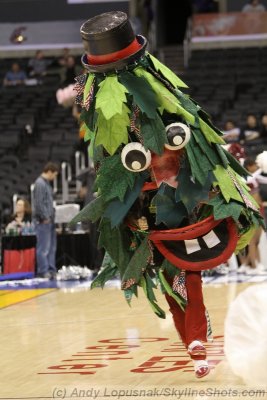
0, 289, 55, 309
0, 290, 14, 297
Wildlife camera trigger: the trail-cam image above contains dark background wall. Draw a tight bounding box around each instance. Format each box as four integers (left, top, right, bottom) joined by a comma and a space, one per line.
227, 0, 267, 11
156, 0, 192, 46
0, 0, 129, 22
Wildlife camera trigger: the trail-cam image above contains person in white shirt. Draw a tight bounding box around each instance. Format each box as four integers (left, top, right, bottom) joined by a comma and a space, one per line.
242, 0, 266, 12
238, 158, 267, 274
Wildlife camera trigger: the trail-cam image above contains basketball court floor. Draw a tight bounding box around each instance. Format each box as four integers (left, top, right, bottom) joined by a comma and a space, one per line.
1, 249, 267, 399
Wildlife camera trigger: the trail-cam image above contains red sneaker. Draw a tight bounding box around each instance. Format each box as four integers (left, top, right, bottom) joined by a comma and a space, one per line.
195, 363, 210, 379
187, 340, 207, 360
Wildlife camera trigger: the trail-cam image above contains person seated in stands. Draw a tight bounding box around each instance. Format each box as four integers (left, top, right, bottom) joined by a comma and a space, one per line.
61, 56, 82, 87
28, 50, 51, 80
239, 114, 261, 144
3, 62, 27, 86
5, 198, 32, 235
242, 0, 266, 12
260, 113, 267, 143
222, 120, 240, 143
193, 0, 218, 13
57, 48, 71, 67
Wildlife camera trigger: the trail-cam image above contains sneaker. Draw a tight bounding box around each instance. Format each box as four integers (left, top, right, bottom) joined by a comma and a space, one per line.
245, 267, 265, 275
48, 271, 57, 280
214, 264, 229, 275
237, 264, 249, 273
36, 272, 50, 279
193, 360, 210, 379
188, 340, 207, 359
256, 263, 267, 273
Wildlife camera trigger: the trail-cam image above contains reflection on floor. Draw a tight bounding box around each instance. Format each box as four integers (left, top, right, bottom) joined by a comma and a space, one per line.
0, 269, 267, 292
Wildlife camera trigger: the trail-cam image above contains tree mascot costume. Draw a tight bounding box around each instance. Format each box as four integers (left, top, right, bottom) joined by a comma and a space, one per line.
72, 11, 263, 379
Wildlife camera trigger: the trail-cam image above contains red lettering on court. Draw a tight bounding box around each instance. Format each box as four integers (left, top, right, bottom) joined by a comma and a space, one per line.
131, 357, 191, 373
98, 337, 169, 344
39, 337, 168, 375
39, 336, 225, 375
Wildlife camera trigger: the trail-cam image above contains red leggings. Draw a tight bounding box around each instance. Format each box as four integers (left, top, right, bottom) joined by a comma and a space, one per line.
165, 270, 208, 347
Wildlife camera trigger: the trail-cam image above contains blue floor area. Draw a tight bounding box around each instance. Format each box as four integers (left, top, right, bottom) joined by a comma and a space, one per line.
0, 270, 267, 290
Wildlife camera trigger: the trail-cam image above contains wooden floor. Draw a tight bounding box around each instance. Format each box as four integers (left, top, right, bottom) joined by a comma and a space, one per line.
1, 279, 267, 400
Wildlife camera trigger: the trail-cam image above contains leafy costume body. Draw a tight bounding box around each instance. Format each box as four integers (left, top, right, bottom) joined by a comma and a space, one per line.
73, 11, 263, 360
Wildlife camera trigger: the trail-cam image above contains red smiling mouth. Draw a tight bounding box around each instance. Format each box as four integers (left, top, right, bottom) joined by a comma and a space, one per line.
149, 216, 238, 271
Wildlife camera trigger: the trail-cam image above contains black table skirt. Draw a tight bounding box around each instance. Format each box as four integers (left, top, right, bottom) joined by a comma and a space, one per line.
1, 233, 94, 270
56, 233, 92, 268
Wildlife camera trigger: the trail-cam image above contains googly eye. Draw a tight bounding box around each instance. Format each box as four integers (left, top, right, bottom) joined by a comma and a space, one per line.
121, 142, 151, 172
165, 123, 191, 150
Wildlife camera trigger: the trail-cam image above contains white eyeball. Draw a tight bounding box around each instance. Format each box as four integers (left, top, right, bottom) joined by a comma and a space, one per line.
165, 122, 191, 150
121, 142, 151, 172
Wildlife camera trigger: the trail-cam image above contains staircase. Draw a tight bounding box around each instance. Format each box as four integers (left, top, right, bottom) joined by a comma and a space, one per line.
158, 45, 185, 76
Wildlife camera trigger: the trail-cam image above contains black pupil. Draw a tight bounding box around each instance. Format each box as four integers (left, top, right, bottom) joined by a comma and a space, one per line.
167, 126, 186, 145
125, 150, 146, 170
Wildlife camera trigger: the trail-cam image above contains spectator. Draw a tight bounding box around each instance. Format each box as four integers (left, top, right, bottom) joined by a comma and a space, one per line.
222, 120, 240, 143
3, 62, 27, 86
28, 50, 51, 80
238, 157, 267, 274
260, 113, 267, 143
239, 114, 261, 143
57, 48, 71, 67
61, 56, 82, 87
193, 0, 218, 13
242, 0, 266, 12
5, 198, 32, 235
33, 162, 59, 279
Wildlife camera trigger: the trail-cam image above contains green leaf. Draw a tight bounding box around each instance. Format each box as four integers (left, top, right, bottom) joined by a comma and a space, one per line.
95, 105, 130, 155
233, 169, 259, 209
122, 237, 150, 288
95, 75, 128, 120
104, 174, 146, 227
213, 165, 243, 203
83, 73, 95, 105
151, 184, 187, 228
124, 287, 138, 305
91, 264, 118, 289
134, 67, 195, 124
69, 196, 104, 226
175, 90, 199, 118
81, 122, 94, 142
158, 270, 186, 311
148, 53, 188, 88
191, 139, 214, 176
140, 275, 166, 319
208, 195, 242, 222
97, 154, 136, 202
119, 71, 159, 118
80, 105, 96, 132
176, 166, 212, 213
199, 118, 225, 144
215, 144, 229, 169
140, 113, 166, 155
223, 148, 249, 177
186, 134, 214, 186
98, 218, 132, 278
235, 225, 257, 253
160, 258, 181, 279
192, 129, 221, 167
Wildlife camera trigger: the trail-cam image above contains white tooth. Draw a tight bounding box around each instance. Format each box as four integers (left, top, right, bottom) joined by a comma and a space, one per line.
184, 238, 201, 254
203, 230, 220, 248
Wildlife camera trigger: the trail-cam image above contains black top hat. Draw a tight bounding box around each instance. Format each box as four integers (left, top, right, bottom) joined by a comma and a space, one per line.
80, 11, 147, 73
